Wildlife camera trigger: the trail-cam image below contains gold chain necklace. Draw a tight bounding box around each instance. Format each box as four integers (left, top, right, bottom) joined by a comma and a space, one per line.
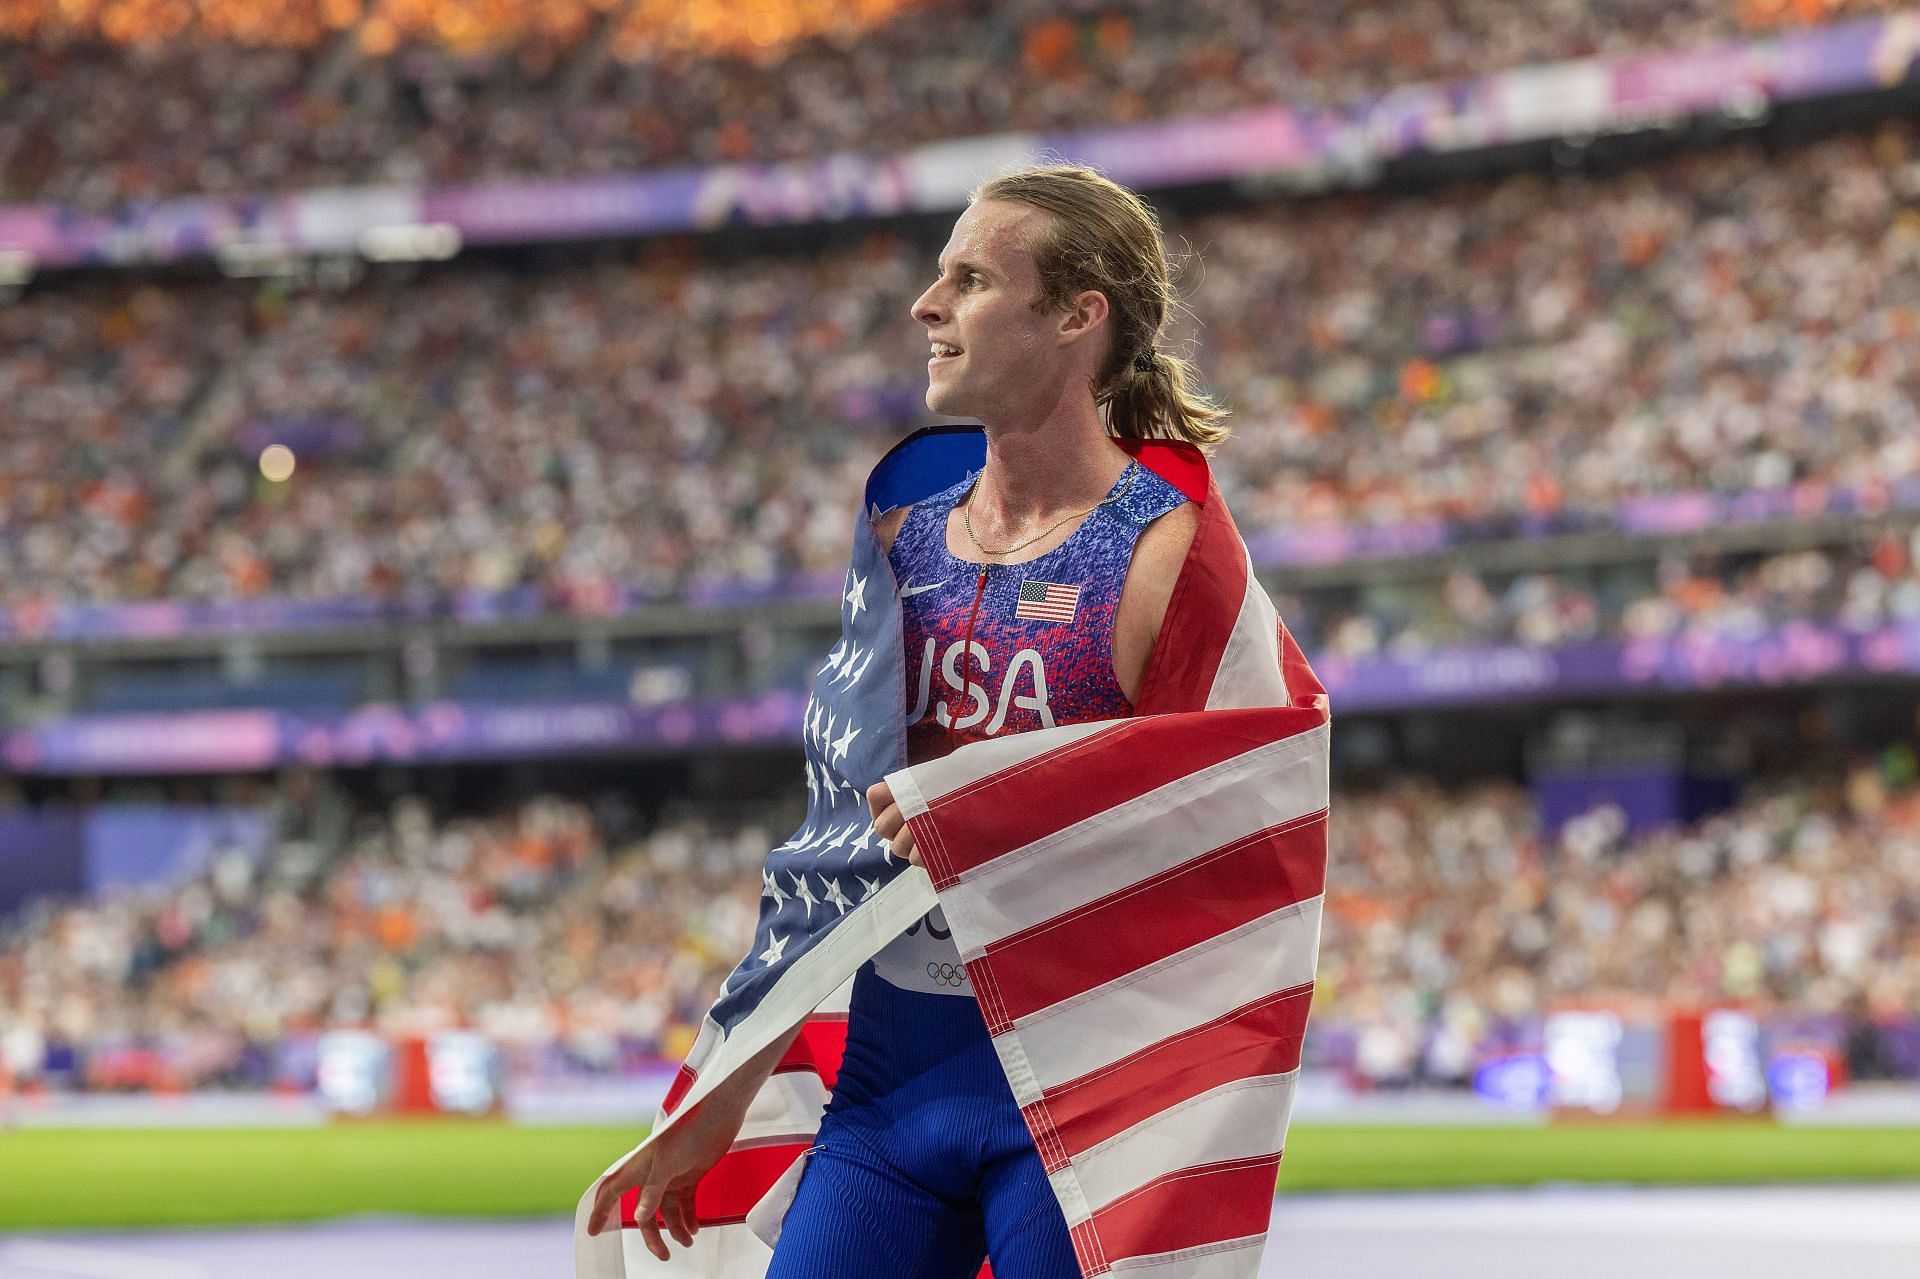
961, 460, 1138, 562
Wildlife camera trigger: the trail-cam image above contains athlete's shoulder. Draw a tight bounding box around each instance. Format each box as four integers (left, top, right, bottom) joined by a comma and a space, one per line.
1113, 500, 1198, 703
1126, 500, 1198, 612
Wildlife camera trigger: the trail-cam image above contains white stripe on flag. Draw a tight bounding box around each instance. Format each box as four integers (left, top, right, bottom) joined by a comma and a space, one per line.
734, 1071, 831, 1144
1102, 1236, 1268, 1279
886, 718, 1122, 822
941, 723, 1329, 954
1057, 1070, 1299, 1213
999, 894, 1323, 1098
1206, 556, 1289, 711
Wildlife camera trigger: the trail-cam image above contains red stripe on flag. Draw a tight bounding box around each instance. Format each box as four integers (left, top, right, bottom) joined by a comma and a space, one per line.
1025, 983, 1314, 1167
619, 1140, 813, 1230
1082, 1152, 1282, 1269
1133, 478, 1248, 717
661, 1063, 698, 1117
977, 813, 1327, 1029
1118, 437, 1211, 507
915, 707, 1308, 885
660, 1014, 847, 1117
778, 1013, 849, 1094
1070, 1219, 1105, 1275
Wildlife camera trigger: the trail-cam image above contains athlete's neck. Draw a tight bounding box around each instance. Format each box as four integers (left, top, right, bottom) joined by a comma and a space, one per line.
972, 402, 1129, 530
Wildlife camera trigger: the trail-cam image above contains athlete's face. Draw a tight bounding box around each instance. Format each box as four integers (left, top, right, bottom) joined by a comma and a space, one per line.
912, 200, 1082, 422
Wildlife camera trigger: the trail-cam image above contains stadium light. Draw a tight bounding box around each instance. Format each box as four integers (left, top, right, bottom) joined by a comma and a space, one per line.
0, 248, 34, 288
358, 223, 463, 263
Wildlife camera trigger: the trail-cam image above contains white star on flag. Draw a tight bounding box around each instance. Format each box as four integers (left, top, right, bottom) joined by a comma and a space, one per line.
857, 874, 878, 901
834, 643, 865, 687
843, 646, 876, 686
844, 572, 867, 619
832, 722, 861, 767
790, 872, 818, 919
820, 710, 837, 754
822, 878, 851, 915
756, 930, 788, 966
761, 868, 788, 910
803, 759, 820, 803
822, 638, 848, 676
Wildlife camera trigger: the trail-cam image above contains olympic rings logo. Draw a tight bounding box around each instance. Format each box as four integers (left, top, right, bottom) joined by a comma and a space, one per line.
925, 962, 968, 988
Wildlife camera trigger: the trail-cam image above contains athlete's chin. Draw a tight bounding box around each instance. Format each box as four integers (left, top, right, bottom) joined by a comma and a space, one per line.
924, 383, 976, 418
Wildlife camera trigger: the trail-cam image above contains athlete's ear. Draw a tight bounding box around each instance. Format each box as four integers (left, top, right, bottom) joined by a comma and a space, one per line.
1057, 288, 1110, 349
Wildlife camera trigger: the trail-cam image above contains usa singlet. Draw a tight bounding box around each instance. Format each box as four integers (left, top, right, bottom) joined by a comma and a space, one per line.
875, 455, 1187, 996
765, 457, 1187, 1279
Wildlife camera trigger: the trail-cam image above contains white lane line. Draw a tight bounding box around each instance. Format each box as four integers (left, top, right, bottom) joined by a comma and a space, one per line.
0, 1240, 209, 1279
1268, 1185, 1920, 1243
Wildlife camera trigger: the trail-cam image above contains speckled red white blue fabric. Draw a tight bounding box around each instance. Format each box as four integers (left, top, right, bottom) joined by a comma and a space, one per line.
889, 459, 1189, 767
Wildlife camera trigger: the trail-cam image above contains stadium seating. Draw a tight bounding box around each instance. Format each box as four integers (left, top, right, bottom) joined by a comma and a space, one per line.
5, 126, 1920, 641
0, 0, 1886, 206
3, 766, 1915, 1092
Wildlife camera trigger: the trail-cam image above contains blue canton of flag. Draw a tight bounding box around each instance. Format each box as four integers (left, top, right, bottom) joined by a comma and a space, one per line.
704, 523, 909, 1035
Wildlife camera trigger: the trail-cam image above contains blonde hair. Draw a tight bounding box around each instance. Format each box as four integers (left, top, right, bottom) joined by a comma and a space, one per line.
974, 163, 1228, 449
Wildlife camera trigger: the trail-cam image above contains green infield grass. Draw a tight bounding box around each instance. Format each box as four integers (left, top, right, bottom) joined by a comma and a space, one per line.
1, 1121, 1917, 1231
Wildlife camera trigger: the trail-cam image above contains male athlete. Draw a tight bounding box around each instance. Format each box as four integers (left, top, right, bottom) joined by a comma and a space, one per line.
589, 164, 1230, 1275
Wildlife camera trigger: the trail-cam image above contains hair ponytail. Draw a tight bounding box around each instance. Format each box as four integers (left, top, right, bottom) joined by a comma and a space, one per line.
1100, 347, 1228, 447
975, 164, 1231, 451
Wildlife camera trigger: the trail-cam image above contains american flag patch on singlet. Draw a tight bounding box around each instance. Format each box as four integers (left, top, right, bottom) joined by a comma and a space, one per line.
1015, 579, 1081, 624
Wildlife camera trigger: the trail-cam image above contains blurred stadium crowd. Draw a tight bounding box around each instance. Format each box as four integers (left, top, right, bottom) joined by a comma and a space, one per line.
1323, 755, 1920, 1087
1292, 534, 1920, 660
0, 781, 768, 1092
7, 125, 1920, 632
2, 760, 1915, 1093
0, 0, 1888, 206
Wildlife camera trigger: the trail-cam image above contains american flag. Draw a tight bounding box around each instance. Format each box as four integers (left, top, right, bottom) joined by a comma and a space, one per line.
577, 427, 1330, 1279
1015, 579, 1081, 624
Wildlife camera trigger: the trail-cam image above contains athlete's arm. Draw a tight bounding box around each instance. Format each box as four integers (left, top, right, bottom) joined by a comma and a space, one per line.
1113, 501, 1199, 704
586, 1018, 804, 1254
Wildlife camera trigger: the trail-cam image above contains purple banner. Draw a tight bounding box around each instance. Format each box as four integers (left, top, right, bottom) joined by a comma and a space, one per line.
1244, 518, 1454, 567
7, 620, 1919, 773
1318, 618, 1920, 714
423, 167, 710, 244
2, 690, 806, 776
3, 16, 1915, 270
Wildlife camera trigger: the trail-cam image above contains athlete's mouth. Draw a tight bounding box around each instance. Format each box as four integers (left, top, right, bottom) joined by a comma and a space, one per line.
929, 340, 963, 366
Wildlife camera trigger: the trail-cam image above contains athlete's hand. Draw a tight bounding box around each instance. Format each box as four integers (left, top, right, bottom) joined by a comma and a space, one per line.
866, 779, 921, 867
585, 1093, 748, 1258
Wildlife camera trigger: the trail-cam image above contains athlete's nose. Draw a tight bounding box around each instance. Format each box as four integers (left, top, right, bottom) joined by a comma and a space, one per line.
911, 280, 947, 328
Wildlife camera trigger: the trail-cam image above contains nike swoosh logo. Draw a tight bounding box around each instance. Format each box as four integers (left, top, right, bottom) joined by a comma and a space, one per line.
900, 579, 948, 598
